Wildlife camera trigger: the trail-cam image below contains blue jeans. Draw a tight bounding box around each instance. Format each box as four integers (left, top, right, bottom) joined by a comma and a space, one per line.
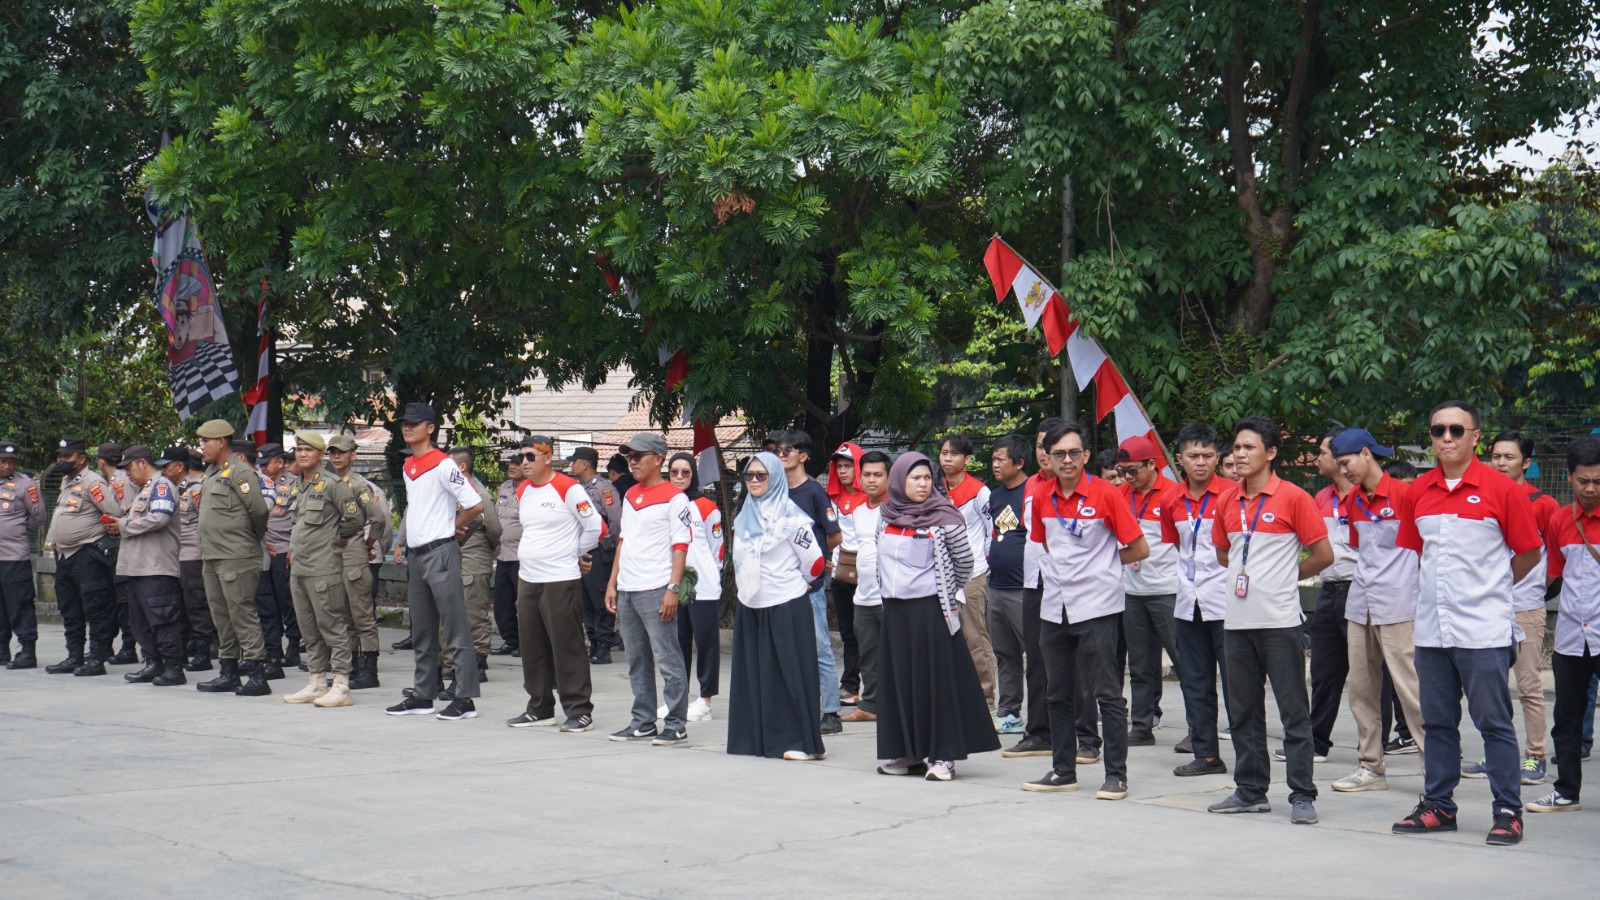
616, 588, 688, 731
1415, 644, 1520, 815
811, 588, 840, 714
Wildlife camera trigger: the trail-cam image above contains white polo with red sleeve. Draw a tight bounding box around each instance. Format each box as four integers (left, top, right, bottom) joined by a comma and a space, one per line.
1212, 475, 1328, 631
686, 495, 725, 601
516, 472, 603, 583
1512, 483, 1561, 613
1159, 479, 1228, 622
948, 474, 992, 579
1395, 458, 1542, 649
615, 482, 692, 592
1029, 473, 1144, 624
1313, 485, 1358, 583
1122, 474, 1178, 595
1344, 474, 1419, 626
1546, 502, 1600, 656
1021, 471, 1055, 589
402, 449, 483, 547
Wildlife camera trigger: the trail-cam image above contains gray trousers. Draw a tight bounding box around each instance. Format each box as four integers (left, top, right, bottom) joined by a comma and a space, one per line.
853, 603, 883, 714
986, 587, 1026, 718
408, 541, 479, 700
1124, 592, 1179, 731
616, 588, 688, 731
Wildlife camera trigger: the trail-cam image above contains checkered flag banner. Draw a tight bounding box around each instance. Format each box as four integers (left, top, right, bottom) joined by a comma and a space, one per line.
146, 175, 241, 420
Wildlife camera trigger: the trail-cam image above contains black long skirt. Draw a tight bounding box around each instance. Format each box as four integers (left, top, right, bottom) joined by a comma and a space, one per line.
727, 595, 825, 759
877, 595, 1002, 762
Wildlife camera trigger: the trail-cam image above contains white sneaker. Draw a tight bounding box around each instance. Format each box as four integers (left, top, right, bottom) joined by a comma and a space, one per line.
657, 704, 669, 719
688, 698, 713, 722
925, 760, 955, 782
1331, 767, 1388, 792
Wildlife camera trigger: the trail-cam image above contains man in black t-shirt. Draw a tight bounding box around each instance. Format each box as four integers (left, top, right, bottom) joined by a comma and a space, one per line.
776, 431, 844, 734
988, 435, 1031, 734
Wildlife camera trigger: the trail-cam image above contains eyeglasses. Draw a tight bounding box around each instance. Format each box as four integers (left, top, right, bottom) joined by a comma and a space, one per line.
669, 468, 694, 478
626, 451, 653, 463
1048, 448, 1089, 463
518, 452, 541, 462
1429, 424, 1469, 440
775, 446, 798, 457
743, 471, 769, 483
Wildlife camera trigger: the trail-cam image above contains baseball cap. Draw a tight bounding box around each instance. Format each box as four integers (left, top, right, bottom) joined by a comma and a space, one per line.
620, 433, 668, 456
1330, 428, 1393, 458
154, 446, 190, 466
117, 445, 154, 468
564, 446, 599, 465
327, 434, 357, 452
401, 402, 437, 424
1117, 436, 1160, 462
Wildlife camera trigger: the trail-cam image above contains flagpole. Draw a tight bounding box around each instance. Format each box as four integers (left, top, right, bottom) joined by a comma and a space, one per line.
1059, 173, 1079, 425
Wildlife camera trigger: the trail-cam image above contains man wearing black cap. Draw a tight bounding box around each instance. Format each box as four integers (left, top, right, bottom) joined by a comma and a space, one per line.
44, 437, 124, 675
193, 419, 272, 696
329, 432, 392, 689
158, 446, 214, 670
568, 445, 623, 663
385, 403, 485, 720
491, 450, 525, 657
0, 440, 47, 668
109, 446, 187, 685
256, 442, 299, 677
96, 441, 142, 665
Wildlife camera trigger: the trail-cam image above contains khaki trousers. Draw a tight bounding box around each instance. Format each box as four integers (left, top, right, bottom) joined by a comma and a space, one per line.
1512, 607, 1548, 759
1348, 619, 1426, 773
202, 558, 264, 661
343, 563, 378, 653
960, 576, 996, 708
293, 571, 353, 675
464, 569, 494, 656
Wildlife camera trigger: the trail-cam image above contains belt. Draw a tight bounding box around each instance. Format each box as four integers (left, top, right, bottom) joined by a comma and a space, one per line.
410, 537, 453, 554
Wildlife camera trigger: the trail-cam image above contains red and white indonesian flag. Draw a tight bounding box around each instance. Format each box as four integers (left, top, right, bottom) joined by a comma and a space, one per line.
983, 238, 1077, 355
241, 282, 270, 445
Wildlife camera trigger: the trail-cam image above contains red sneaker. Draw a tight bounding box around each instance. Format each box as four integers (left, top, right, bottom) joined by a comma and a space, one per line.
1392, 797, 1458, 834
1486, 809, 1524, 846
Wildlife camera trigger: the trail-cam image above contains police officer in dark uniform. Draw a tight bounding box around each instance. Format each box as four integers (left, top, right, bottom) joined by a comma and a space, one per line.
96, 442, 142, 665
0, 440, 47, 668
160, 447, 215, 670
44, 437, 124, 675
110, 446, 187, 686
567, 447, 623, 664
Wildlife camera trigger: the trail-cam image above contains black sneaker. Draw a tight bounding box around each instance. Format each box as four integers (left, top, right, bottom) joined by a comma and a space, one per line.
560, 714, 594, 733
1392, 796, 1457, 834
1174, 734, 1193, 754
507, 712, 557, 728
1075, 742, 1101, 764
1096, 777, 1129, 800
385, 696, 435, 716
1002, 735, 1052, 758
391, 636, 414, 650
1384, 735, 1419, 755
436, 698, 477, 720
1021, 770, 1078, 793
1485, 808, 1523, 846
490, 643, 516, 656
652, 727, 687, 746
1174, 757, 1228, 777
819, 712, 842, 735
609, 723, 658, 742
1127, 729, 1156, 747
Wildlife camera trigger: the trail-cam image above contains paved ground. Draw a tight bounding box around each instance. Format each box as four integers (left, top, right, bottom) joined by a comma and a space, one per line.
3, 622, 1596, 898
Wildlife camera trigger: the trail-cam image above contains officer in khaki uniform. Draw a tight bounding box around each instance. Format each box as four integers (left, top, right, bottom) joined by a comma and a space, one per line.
328, 433, 392, 689
109, 446, 187, 686
166, 447, 216, 670
448, 447, 500, 686
95, 442, 142, 665
282, 432, 365, 707
0, 440, 47, 668
491, 452, 525, 656
44, 436, 124, 676
193, 419, 272, 696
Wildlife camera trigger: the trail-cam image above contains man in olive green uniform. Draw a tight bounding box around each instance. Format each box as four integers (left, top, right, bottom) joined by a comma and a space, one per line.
193, 420, 272, 696
44, 437, 124, 676
110, 446, 187, 686
449, 447, 500, 687
326, 433, 391, 688
96, 442, 142, 665
282, 432, 365, 707
491, 453, 524, 656
0, 440, 47, 669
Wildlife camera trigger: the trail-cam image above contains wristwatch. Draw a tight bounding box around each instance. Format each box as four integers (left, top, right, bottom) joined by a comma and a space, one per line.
666, 583, 681, 594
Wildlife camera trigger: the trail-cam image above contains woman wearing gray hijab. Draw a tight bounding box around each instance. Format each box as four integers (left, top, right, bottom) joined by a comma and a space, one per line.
875, 452, 1000, 781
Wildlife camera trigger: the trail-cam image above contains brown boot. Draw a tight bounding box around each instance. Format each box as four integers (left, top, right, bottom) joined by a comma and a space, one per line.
313, 673, 354, 708
284, 672, 328, 705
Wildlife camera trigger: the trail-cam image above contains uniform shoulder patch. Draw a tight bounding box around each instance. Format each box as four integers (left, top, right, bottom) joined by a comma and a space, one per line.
576, 500, 594, 517
113, 482, 126, 502
343, 499, 359, 516
825, 506, 837, 521
89, 484, 105, 503
27, 485, 40, 504
359, 489, 372, 504
711, 522, 723, 539
602, 490, 615, 506
155, 483, 171, 498
239, 480, 251, 494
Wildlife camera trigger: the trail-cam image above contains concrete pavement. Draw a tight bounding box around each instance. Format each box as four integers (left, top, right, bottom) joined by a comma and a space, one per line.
2, 622, 1596, 898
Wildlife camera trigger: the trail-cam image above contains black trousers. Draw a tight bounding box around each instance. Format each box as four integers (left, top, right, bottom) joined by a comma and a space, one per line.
129, 575, 184, 662
114, 574, 135, 646
1308, 581, 1351, 756
1227, 626, 1317, 805
0, 560, 39, 645
676, 599, 721, 699
1175, 608, 1228, 759
1040, 613, 1127, 780
178, 559, 216, 643
1382, 663, 1413, 740
493, 560, 520, 647
55, 548, 115, 653
581, 543, 618, 649
255, 553, 299, 656
1552, 648, 1600, 802
1023, 587, 1049, 740
833, 580, 860, 693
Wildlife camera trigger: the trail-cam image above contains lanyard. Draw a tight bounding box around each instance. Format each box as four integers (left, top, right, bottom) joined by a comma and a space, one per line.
1051, 492, 1087, 539
1352, 494, 1384, 523
1132, 488, 1157, 522
1331, 490, 1349, 526
1236, 494, 1268, 570
1183, 492, 1211, 549
1576, 503, 1600, 568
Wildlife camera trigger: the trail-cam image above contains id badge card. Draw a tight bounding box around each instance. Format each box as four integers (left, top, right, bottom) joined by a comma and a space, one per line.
1130, 560, 1142, 572
1234, 573, 1250, 598
1185, 558, 1196, 580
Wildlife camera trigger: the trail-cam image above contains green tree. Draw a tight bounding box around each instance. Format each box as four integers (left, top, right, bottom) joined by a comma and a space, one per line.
949, 0, 1599, 433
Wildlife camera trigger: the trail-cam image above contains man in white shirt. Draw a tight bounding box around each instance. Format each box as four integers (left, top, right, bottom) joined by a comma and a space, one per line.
507, 436, 602, 733
384, 403, 485, 722
940, 433, 995, 710
839, 451, 890, 722
604, 432, 693, 745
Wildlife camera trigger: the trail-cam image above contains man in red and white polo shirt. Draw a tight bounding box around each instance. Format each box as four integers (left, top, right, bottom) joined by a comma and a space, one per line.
1021, 422, 1147, 801
1529, 436, 1600, 814
1116, 434, 1179, 747
507, 436, 603, 733
1391, 400, 1541, 846
1207, 416, 1332, 825
940, 433, 996, 710
604, 433, 692, 746
1307, 428, 1360, 764
385, 403, 486, 722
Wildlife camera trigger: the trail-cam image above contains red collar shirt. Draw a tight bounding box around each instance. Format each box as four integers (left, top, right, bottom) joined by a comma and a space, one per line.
616, 482, 692, 592
1545, 502, 1600, 657
1512, 482, 1562, 613
1212, 474, 1328, 631
1121, 474, 1178, 595
1159, 479, 1229, 622
1344, 474, 1419, 626
1314, 484, 1359, 583
948, 474, 993, 580
1396, 458, 1542, 649
1029, 473, 1144, 624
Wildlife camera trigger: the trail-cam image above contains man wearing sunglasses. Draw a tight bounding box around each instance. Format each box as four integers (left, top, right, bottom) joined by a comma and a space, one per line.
773, 431, 845, 735
1391, 400, 1542, 846
1116, 435, 1180, 748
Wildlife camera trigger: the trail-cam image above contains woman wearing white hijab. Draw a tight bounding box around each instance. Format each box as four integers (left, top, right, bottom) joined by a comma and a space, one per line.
726, 452, 828, 760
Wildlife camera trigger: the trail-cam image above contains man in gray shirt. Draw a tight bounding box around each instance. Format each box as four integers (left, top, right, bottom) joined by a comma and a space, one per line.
0, 440, 47, 668
44, 437, 123, 676
109, 446, 186, 686
164, 447, 216, 671
492, 450, 525, 656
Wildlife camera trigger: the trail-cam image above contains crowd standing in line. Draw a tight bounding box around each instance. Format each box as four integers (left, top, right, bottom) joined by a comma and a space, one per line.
3, 399, 1600, 847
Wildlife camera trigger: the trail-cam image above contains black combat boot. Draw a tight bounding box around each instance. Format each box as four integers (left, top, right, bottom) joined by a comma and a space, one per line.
281, 642, 301, 669
185, 639, 213, 672
0, 643, 10, 665
74, 644, 112, 676
108, 640, 140, 666
208, 637, 220, 659
348, 651, 380, 690
391, 635, 413, 650
477, 653, 489, 682
7, 641, 37, 670
46, 643, 84, 674
437, 673, 460, 702
234, 659, 272, 696
196, 659, 240, 692
124, 658, 161, 683
152, 657, 186, 686
262, 655, 285, 680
